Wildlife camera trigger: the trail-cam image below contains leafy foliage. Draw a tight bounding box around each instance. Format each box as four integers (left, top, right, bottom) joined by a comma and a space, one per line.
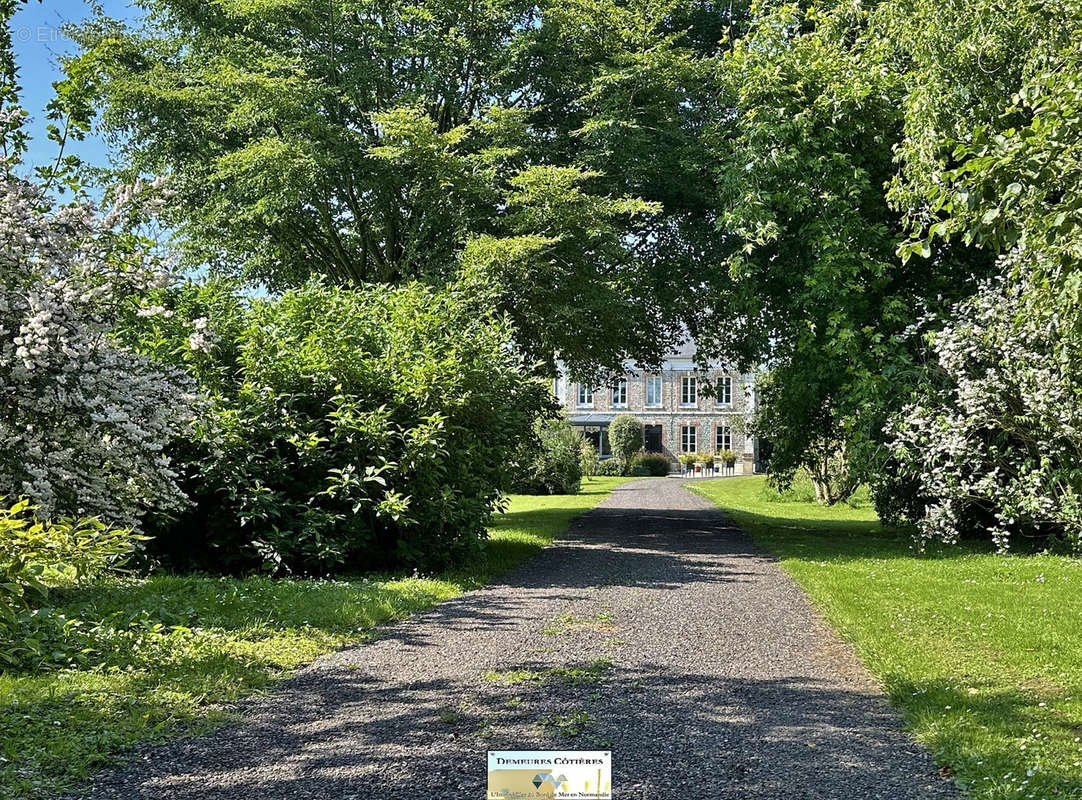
579, 440, 599, 481
0, 499, 140, 670
64, 0, 729, 377
596, 459, 627, 477
129, 281, 547, 574
702, 0, 992, 497
891, 276, 1082, 552
608, 414, 644, 465
511, 417, 583, 496
630, 453, 671, 477
704, 0, 1082, 544
0, 152, 198, 530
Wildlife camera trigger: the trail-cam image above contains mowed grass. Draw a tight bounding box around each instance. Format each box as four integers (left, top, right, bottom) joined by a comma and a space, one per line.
689, 476, 1082, 800
0, 476, 633, 799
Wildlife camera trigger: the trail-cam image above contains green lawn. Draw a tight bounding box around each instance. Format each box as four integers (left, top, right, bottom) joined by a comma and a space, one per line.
689, 476, 1082, 800
0, 476, 633, 799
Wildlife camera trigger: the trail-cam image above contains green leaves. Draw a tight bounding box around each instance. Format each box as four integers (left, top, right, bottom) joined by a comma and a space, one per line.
64, 0, 727, 375
0, 500, 140, 667
133, 281, 550, 575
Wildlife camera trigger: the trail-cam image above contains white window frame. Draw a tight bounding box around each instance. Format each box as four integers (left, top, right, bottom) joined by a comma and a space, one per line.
680, 376, 698, 407
681, 425, 697, 453
645, 375, 662, 407
716, 375, 733, 406
577, 385, 593, 408
716, 425, 732, 452
611, 378, 628, 407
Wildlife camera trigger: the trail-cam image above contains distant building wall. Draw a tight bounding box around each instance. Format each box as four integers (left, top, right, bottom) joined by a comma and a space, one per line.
556, 351, 758, 469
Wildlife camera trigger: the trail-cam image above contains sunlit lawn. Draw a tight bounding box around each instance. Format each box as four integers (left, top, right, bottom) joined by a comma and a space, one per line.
690, 476, 1082, 800
0, 476, 633, 799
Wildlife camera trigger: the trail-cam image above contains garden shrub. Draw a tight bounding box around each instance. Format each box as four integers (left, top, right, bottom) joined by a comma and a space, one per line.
511, 418, 583, 495
0, 168, 198, 530
0, 499, 139, 669
579, 440, 599, 481
608, 414, 643, 465
631, 454, 671, 477
891, 275, 1082, 552
135, 281, 548, 574
596, 459, 625, 476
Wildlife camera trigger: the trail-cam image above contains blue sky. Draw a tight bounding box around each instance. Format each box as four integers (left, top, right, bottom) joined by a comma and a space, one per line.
11, 0, 141, 170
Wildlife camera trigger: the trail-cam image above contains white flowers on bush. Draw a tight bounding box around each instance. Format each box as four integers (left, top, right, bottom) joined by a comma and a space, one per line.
891, 266, 1082, 552
0, 167, 198, 529
187, 317, 217, 353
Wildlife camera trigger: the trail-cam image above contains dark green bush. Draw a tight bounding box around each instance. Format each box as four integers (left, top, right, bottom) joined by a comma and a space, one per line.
596, 459, 625, 476
511, 418, 583, 495
608, 414, 643, 464
136, 282, 548, 575
631, 453, 671, 477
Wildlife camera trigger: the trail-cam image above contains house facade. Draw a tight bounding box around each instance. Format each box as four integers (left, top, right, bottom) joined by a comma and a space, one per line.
555, 344, 759, 472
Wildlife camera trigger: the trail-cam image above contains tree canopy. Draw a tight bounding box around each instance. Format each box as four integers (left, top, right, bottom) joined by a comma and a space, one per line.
66, 0, 741, 377
54, 0, 1082, 547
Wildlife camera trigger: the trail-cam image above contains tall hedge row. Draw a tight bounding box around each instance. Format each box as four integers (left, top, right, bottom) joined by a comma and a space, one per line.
138, 281, 548, 574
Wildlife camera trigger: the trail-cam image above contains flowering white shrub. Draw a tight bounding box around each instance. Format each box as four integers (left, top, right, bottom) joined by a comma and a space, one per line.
0, 167, 198, 529
890, 270, 1082, 552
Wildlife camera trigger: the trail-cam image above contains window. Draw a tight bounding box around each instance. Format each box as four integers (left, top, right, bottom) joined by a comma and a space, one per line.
577, 385, 593, 407
645, 376, 662, 407
583, 426, 609, 457
716, 375, 733, 406
611, 378, 628, 407
680, 376, 698, 406
681, 425, 697, 453
716, 425, 732, 452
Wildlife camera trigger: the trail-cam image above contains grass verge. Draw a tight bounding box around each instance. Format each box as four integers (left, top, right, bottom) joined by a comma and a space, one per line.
689, 476, 1082, 800
0, 476, 633, 799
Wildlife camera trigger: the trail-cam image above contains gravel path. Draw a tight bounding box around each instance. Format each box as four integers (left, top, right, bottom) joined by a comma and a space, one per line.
75, 479, 956, 799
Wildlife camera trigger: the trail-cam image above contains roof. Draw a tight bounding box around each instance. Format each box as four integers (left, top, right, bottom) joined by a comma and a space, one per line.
568, 413, 616, 425
665, 339, 697, 359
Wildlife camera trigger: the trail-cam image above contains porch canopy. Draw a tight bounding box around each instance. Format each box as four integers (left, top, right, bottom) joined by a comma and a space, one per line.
568, 413, 615, 457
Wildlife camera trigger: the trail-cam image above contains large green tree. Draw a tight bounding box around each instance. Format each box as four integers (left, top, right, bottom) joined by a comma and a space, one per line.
67, 0, 731, 377
699, 0, 1080, 522
698, 0, 985, 487
73, 0, 536, 286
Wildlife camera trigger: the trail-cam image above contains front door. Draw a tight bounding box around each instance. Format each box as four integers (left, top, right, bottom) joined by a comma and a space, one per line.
644, 424, 663, 453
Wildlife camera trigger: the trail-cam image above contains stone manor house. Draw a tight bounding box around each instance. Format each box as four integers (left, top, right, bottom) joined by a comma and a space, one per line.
555, 342, 759, 472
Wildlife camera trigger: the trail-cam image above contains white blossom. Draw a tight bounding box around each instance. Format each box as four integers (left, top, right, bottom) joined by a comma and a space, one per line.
890, 262, 1082, 552
0, 162, 197, 530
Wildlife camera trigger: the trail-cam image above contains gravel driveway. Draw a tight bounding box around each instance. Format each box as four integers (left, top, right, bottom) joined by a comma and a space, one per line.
74, 478, 956, 799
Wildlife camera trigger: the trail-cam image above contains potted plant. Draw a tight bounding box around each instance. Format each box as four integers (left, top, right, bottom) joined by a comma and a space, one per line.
678, 452, 697, 476
718, 449, 738, 474
697, 451, 715, 475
